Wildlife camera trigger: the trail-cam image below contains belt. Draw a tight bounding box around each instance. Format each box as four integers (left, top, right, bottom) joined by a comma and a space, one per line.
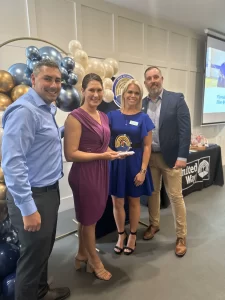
31, 181, 59, 193
132, 143, 142, 149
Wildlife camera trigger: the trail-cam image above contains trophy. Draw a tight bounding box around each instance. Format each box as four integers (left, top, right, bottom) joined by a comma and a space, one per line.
115, 134, 135, 156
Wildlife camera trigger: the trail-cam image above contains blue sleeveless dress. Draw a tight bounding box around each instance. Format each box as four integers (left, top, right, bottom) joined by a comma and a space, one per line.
107, 110, 155, 198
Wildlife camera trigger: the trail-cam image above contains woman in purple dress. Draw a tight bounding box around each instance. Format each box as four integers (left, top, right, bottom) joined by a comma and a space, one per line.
64, 73, 118, 281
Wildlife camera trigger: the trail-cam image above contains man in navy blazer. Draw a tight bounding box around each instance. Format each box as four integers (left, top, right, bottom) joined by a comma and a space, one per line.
142, 66, 191, 257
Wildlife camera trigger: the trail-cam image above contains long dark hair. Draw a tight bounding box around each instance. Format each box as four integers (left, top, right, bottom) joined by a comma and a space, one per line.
80, 73, 103, 105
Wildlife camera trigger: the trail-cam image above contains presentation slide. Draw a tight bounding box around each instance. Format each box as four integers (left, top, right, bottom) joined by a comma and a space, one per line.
202, 36, 225, 124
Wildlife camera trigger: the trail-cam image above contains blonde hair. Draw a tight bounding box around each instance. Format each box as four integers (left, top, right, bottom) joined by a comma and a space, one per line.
120, 79, 143, 111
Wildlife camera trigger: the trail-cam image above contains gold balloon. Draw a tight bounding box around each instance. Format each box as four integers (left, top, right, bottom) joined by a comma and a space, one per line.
0, 167, 4, 182
0, 70, 15, 93
11, 84, 30, 102
0, 183, 6, 200
0, 199, 8, 222
0, 93, 12, 111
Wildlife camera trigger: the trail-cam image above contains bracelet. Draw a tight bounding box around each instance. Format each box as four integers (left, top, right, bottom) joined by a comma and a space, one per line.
139, 169, 147, 174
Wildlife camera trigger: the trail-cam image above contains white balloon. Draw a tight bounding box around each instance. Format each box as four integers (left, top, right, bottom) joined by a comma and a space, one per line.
74, 49, 89, 69
73, 62, 85, 84
103, 89, 114, 103
68, 40, 82, 55
86, 58, 105, 79
104, 58, 119, 76
103, 78, 113, 90
103, 62, 114, 78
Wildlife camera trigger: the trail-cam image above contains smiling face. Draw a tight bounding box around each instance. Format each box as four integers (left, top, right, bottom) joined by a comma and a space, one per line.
123, 83, 141, 109
82, 80, 103, 108
144, 67, 163, 98
31, 66, 61, 104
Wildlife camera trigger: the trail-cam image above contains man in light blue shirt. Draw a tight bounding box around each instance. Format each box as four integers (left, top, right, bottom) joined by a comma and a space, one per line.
2, 60, 70, 300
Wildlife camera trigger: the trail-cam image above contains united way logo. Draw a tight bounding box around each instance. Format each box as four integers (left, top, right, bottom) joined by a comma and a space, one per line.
112, 74, 134, 107
198, 159, 209, 178
182, 156, 210, 190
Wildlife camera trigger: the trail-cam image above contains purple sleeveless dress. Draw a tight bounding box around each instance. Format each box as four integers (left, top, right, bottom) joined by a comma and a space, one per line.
68, 108, 111, 226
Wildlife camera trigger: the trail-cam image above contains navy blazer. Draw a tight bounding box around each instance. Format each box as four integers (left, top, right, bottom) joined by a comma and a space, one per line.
142, 90, 191, 168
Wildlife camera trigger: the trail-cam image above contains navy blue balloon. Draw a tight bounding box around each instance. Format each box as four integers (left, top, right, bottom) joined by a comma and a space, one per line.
61, 57, 75, 72
39, 46, 62, 66
2, 272, 16, 298
0, 228, 19, 245
28, 60, 39, 72
0, 243, 19, 278
26, 46, 40, 61
60, 66, 69, 82
0, 215, 11, 236
8, 63, 32, 86
67, 72, 78, 85
56, 83, 80, 112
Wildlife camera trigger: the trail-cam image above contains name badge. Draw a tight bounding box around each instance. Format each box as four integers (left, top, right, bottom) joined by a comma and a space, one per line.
129, 120, 138, 126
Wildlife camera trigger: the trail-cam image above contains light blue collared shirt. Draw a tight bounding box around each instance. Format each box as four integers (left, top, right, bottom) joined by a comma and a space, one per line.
2, 88, 63, 217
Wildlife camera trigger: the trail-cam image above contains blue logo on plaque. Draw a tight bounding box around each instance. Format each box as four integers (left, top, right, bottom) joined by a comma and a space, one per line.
112, 74, 134, 107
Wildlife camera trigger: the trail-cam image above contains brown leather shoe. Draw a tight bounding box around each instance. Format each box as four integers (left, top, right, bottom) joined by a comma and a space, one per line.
41, 287, 70, 300
175, 237, 187, 257
143, 225, 160, 240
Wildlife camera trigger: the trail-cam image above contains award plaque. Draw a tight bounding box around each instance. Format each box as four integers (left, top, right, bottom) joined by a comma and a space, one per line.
115, 134, 135, 156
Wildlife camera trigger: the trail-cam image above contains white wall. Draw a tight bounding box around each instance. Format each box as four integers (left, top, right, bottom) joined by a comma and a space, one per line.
0, 0, 224, 211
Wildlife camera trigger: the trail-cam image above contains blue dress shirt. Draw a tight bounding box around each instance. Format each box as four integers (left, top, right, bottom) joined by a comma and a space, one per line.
2, 88, 63, 217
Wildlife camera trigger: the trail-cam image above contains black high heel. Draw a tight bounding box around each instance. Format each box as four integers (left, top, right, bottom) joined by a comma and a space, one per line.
114, 231, 127, 255
124, 231, 137, 255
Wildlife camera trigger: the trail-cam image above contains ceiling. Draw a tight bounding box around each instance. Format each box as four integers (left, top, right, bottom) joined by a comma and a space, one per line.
105, 0, 225, 35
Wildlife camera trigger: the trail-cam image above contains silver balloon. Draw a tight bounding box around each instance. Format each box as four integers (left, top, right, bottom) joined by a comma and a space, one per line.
26, 46, 41, 61
39, 46, 62, 66
61, 57, 75, 72
67, 72, 78, 85
59, 66, 69, 82
56, 83, 80, 112
8, 63, 32, 86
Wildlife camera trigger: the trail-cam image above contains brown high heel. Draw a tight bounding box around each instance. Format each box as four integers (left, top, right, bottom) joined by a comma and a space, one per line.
74, 256, 88, 271
86, 261, 112, 281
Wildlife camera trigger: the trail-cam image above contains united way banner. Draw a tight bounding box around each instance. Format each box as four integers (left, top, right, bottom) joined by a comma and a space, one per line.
182, 156, 210, 191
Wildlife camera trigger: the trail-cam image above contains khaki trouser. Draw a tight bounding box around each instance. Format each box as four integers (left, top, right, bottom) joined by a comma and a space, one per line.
148, 153, 187, 238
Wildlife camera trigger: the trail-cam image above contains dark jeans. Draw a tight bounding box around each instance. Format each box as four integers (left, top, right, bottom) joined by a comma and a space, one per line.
6, 185, 60, 300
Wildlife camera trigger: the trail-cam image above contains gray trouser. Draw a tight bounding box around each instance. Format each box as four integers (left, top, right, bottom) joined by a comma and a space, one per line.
6, 184, 60, 300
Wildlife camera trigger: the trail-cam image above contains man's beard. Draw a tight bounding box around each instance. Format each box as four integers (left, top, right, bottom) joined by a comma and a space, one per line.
148, 86, 161, 98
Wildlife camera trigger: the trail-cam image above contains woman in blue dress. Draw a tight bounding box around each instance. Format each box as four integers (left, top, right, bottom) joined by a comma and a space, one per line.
108, 79, 155, 255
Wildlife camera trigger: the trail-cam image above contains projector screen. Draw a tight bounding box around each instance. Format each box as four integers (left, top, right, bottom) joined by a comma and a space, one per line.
202, 35, 225, 125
